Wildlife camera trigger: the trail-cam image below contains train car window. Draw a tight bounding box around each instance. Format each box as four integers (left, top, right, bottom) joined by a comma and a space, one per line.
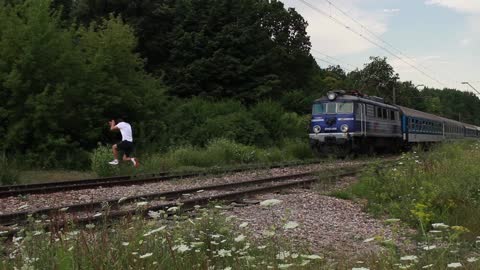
390, 111, 395, 120
326, 103, 336, 114
376, 107, 382, 118
382, 108, 387, 119
312, 103, 326, 114
366, 105, 374, 117
337, 103, 353, 114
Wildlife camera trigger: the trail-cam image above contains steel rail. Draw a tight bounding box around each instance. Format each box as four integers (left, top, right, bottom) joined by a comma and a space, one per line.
0, 159, 325, 197
1, 169, 361, 237
0, 168, 362, 226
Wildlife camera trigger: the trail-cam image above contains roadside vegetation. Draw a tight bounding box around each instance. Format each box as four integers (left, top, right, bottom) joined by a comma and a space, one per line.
331, 141, 480, 269
1, 205, 326, 270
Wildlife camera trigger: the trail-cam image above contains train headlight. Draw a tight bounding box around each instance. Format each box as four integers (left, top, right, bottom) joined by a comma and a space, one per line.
313, 125, 321, 133
327, 92, 337, 101
341, 124, 349, 133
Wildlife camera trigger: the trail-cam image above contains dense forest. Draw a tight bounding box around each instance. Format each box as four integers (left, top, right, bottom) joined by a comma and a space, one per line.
1, 0, 480, 169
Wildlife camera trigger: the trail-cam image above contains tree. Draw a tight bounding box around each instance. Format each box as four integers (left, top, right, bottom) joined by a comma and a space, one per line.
357, 56, 399, 103
0, 0, 167, 168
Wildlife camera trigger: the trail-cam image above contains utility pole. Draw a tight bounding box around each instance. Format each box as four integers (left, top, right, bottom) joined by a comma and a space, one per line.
461, 82, 480, 95
392, 85, 396, 104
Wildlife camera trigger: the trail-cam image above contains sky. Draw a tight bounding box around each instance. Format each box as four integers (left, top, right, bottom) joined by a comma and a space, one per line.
281, 0, 479, 94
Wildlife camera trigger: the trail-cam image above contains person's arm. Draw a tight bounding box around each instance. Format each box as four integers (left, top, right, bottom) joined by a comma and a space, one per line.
109, 120, 119, 131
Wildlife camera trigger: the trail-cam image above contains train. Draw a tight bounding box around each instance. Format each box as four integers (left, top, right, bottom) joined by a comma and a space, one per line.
309, 90, 480, 155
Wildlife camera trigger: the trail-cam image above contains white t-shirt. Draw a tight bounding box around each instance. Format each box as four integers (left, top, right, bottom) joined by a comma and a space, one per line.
115, 122, 133, 142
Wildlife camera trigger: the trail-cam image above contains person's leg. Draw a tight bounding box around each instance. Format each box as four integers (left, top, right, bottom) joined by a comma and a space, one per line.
123, 143, 139, 167
109, 144, 119, 165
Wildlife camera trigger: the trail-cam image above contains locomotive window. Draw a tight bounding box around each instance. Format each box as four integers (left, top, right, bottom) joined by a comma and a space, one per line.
312, 103, 326, 114
390, 111, 395, 120
326, 103, 336, 114
377, 107, 382, 118
382, 108, 388, 119
337, 103, 353, 114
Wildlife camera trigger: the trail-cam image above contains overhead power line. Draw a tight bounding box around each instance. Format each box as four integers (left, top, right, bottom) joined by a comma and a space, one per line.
311, 48, 358, 70
298, 0, 449, 88
320, 0, 459, 89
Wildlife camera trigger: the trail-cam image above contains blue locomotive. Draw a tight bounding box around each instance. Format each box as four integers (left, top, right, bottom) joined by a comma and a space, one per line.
309, 90, 480, 155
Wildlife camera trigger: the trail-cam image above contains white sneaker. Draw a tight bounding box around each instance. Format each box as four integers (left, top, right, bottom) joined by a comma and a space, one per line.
131, 158, 139, 167
108, 159, 119, 165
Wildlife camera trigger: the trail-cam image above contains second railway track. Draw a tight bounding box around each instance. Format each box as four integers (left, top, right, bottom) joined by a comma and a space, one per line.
0, 167, 362, 227
0, 160, 327, 197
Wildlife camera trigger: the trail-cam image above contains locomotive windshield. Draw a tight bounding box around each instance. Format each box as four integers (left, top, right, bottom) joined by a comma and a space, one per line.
312, 102, 353, 114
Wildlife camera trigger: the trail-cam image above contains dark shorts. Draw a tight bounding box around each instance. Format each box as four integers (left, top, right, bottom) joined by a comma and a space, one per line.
117, 141, 134, 157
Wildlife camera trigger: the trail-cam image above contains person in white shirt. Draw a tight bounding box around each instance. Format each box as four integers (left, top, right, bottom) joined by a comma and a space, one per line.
108, 118, 139, 167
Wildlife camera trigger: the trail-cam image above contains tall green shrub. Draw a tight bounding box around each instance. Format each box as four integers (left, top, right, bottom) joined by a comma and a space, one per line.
0, 154, 19, 185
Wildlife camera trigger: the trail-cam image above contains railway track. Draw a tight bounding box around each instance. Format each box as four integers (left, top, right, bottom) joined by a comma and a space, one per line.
0, 167, 363, 236
0, 159, 326, 198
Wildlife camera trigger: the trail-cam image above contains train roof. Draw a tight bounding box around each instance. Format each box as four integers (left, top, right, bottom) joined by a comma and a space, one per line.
314, 94, 398, 110
397, 105, 478, 128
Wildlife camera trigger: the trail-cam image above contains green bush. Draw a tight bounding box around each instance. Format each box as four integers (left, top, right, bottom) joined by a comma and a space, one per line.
0, 154, 19, 185
282, 139, 314, 160
91, 145, 119, 177
350, 141, 480, 235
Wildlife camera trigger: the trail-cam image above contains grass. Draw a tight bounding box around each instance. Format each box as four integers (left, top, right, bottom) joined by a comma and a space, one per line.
0, 205, 328, 270
327, 140, 480, 269
18, 170, 95, 184
88, 138, 316, 178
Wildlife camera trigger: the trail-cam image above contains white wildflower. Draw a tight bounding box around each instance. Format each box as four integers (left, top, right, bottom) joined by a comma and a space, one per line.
429, 230, 442, 234
276, 251, 290, 260
467, 257, 478, 262
167, 206, 179, 212
211, 234, 222, 239
431, 223, 449, 229
257, 246, 266, 250
447, 262, 462, 268
300, 260, 311, 266
239, 222, 249, 228
260, 199, 282, 207
214, 205, 222, 209
262, 230, 275, 237
217, 249, 231, 257
352, 267, 369, 270
301, 254, 323, 260
283, 221, 299, 230
400, 255, 418, 261
136, 201, 148, 207
143, 226, 166, 236
423, 245, 436, 250
140, 253, 153, 259
278, 264, 293, 269
190, 242, 204, 247
122, 242, 129, 246
85, 224, 95, 229
59, 207, 69, 212
176, 244, 190, 253
68, 246, 74, 251
224, 267, 232, 270
291, 253, 298, 259
234, 235, 246, 242
33, 231, 43, 236
422, 264, 434, 269
93, 213, 102, 217
148, 210, 162, 219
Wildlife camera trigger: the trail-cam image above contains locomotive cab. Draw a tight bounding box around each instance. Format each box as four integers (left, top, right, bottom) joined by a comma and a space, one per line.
309, 90, 402, 156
